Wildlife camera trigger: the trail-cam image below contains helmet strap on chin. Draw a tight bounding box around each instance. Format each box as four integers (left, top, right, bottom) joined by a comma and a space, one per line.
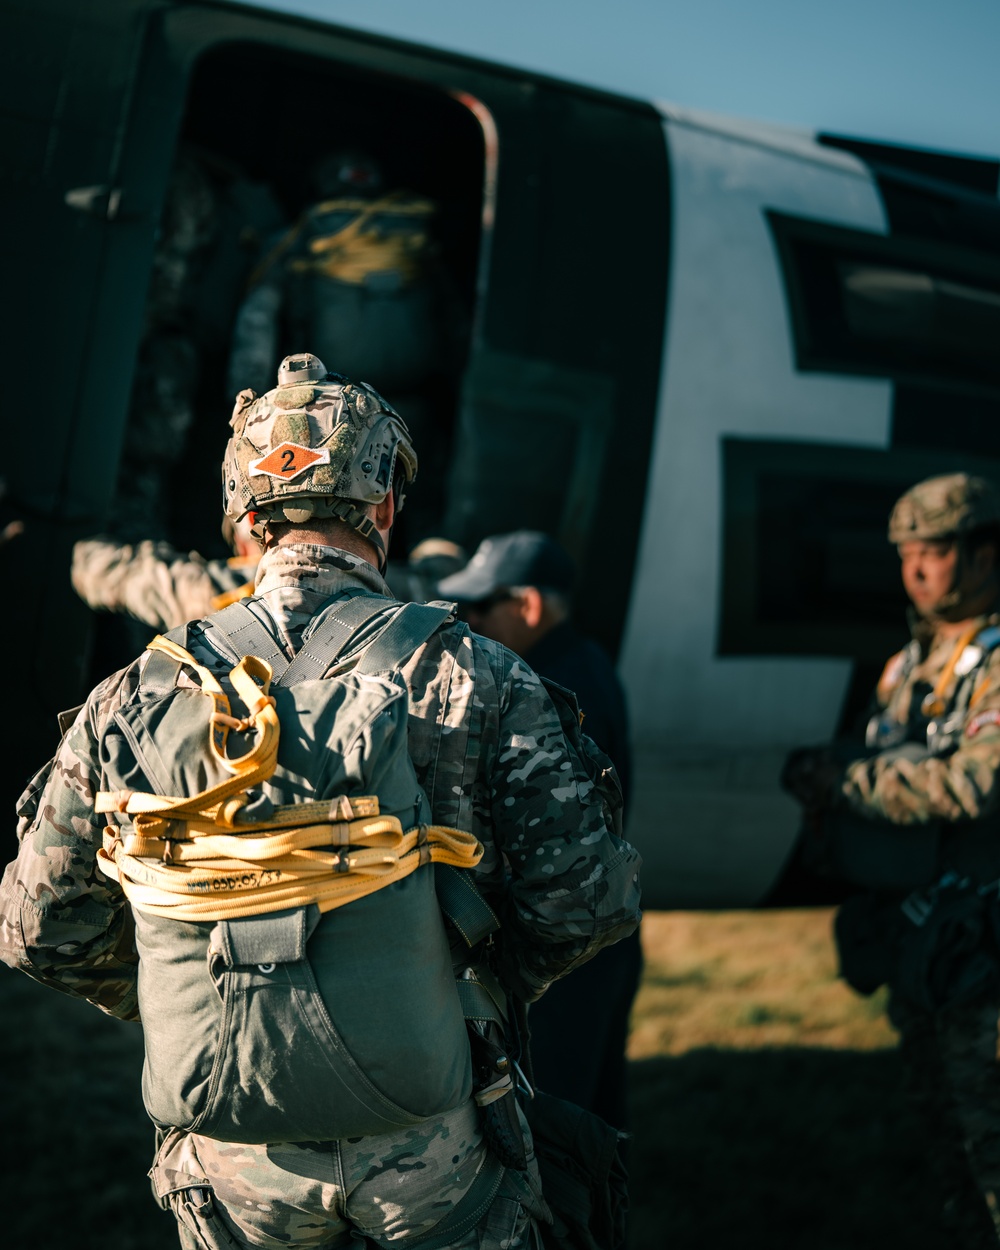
929, 539, 967, 617
921, 537, 998, 622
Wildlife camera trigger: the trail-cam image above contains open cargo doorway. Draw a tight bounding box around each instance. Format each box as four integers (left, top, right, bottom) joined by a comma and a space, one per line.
88, 37, 490, 679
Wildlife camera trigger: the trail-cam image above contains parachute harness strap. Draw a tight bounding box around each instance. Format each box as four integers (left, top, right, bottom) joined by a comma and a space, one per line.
921, 618, 989, 718
95, 637, 482, 922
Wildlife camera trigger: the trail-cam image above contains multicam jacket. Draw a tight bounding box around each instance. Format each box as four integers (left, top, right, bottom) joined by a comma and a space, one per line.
842, 610, 1000, 826
1, 544, 641, 1019
72, 537, 259, 631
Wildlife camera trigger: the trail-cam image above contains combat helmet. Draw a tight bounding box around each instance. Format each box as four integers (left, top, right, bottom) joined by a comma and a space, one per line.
222, 352, 417, 568
888, 473, 1000, 544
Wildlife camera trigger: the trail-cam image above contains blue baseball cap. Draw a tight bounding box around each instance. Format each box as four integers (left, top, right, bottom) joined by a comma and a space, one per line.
437, 530, 575, 602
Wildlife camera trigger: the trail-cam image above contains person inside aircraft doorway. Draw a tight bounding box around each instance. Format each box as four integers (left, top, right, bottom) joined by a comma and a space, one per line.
226, 149, 467, 545
781, 472, 1000, 1246
439, 530, 643, 1134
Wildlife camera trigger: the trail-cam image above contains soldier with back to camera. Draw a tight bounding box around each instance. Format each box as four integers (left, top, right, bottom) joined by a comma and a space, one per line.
0, 353, 641, 1249
783, 472, 1000, 1245
227, 150, 466, 541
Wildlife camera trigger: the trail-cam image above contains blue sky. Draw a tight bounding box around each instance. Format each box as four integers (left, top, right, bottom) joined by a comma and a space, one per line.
236, 0, 1000, 159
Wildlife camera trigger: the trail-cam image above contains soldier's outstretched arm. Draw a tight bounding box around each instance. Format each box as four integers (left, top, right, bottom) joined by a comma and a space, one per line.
0, 667, 141, 1020
841, 651, 1000, 825
72, 537, 226, 631
486, 652, 642, 1003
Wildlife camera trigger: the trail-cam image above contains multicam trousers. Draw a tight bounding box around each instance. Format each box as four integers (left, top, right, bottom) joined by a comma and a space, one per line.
891, 994, 1000, 1247
150, 1099, 547, 1249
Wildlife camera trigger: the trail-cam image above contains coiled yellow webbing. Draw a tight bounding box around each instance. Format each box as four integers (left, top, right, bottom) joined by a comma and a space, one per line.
95, 637, 483, 921
247, 192, 434, 290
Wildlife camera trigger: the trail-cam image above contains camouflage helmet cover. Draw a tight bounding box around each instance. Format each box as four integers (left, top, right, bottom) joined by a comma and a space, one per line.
888, 473, 1000, 544
222, 353, 417, 547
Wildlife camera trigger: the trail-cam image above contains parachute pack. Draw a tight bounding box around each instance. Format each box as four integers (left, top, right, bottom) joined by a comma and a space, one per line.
95, 590, 501, 1146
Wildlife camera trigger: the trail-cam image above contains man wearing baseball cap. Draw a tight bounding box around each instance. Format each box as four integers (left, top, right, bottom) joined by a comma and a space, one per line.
440, 530, 641, 1132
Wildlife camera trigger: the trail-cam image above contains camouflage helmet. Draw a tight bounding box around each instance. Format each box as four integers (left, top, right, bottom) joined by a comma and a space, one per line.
222, 352, 417, 566
888, 473, 1000, 544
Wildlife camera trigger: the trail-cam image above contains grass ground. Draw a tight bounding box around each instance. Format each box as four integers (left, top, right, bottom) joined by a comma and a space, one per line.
627, 909, 949, 1250
0, 908, 952, 1248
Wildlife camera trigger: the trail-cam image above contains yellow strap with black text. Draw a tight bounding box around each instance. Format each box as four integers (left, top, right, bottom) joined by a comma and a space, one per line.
95, 635, 483, 921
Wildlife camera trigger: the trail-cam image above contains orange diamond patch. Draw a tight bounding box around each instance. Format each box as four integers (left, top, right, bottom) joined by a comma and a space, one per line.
249, 442, 330, 481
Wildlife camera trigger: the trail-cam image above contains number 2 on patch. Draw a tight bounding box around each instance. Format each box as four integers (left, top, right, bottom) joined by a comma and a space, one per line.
248, 442, 330, 481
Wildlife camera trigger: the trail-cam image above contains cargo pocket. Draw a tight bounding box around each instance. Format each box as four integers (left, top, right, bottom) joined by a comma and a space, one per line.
169, 1186, 242, 1250
474, 1192, 532, 1250
150, 1129, 242, 1250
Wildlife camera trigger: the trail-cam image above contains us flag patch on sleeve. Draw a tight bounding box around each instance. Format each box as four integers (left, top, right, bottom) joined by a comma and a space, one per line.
967, 709, 1000, 737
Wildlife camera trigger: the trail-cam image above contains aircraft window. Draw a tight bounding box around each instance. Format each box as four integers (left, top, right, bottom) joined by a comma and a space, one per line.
840, 263, 1000, 372
767, 210, 1000, 396
719, 437, 1000, 660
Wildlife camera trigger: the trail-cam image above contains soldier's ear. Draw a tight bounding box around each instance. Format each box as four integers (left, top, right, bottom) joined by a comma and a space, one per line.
521, 586, 545, 629
373, 493, 395, 535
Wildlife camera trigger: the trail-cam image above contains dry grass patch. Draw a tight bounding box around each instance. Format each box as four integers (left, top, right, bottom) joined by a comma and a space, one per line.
626, 908, 951, 1250
630, 908, 896, 1057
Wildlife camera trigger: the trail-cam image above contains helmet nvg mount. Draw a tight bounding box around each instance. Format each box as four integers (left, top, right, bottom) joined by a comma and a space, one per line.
222, 353, 417, 568
888, 473, 1000, 545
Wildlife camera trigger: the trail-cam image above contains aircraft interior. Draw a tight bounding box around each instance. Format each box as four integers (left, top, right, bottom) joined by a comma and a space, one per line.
88, 41, 489, 678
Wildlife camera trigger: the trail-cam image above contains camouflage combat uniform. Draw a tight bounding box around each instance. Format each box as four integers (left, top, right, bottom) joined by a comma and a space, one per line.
0, 542, 641, 1248
818, 474, 1000, 1246
72, 536, 259, 631
836, 609, 1000, 1245
841, 610, 1000, 827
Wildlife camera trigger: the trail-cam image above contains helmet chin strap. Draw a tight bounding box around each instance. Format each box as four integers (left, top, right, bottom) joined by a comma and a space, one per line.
928, 545, 967, 619
922, 542, 998, 623
248, 499, 388, 572
328, 499, 387, 571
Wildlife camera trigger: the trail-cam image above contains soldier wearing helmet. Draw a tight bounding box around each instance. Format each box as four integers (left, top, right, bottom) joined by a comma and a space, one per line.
0, 354, 640, 1250
782, 471, 1000, 1245
222, 351, 418, 568
225, 151, 467, 544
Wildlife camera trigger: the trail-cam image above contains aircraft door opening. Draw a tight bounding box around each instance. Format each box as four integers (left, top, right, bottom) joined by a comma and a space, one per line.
84, 33, 490, 683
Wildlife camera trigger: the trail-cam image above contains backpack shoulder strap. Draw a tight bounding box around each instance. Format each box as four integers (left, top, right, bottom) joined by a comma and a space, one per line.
353, 601, 453, 676
436, 864, 499, 950
277, 593, 395, 686
139, 623, 192, 698
203, 592, 453, 689
209, 601, 292, 680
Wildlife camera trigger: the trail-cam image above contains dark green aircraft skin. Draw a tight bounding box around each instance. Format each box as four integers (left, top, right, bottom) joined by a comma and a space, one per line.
0, 0, 670, 810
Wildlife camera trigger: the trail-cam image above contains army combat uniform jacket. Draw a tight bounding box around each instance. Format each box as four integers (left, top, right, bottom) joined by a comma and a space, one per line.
1, 542, 640, 1246
72, 536, 259, 633
2, 541, 640, 1019
840, 610, 1000, 836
